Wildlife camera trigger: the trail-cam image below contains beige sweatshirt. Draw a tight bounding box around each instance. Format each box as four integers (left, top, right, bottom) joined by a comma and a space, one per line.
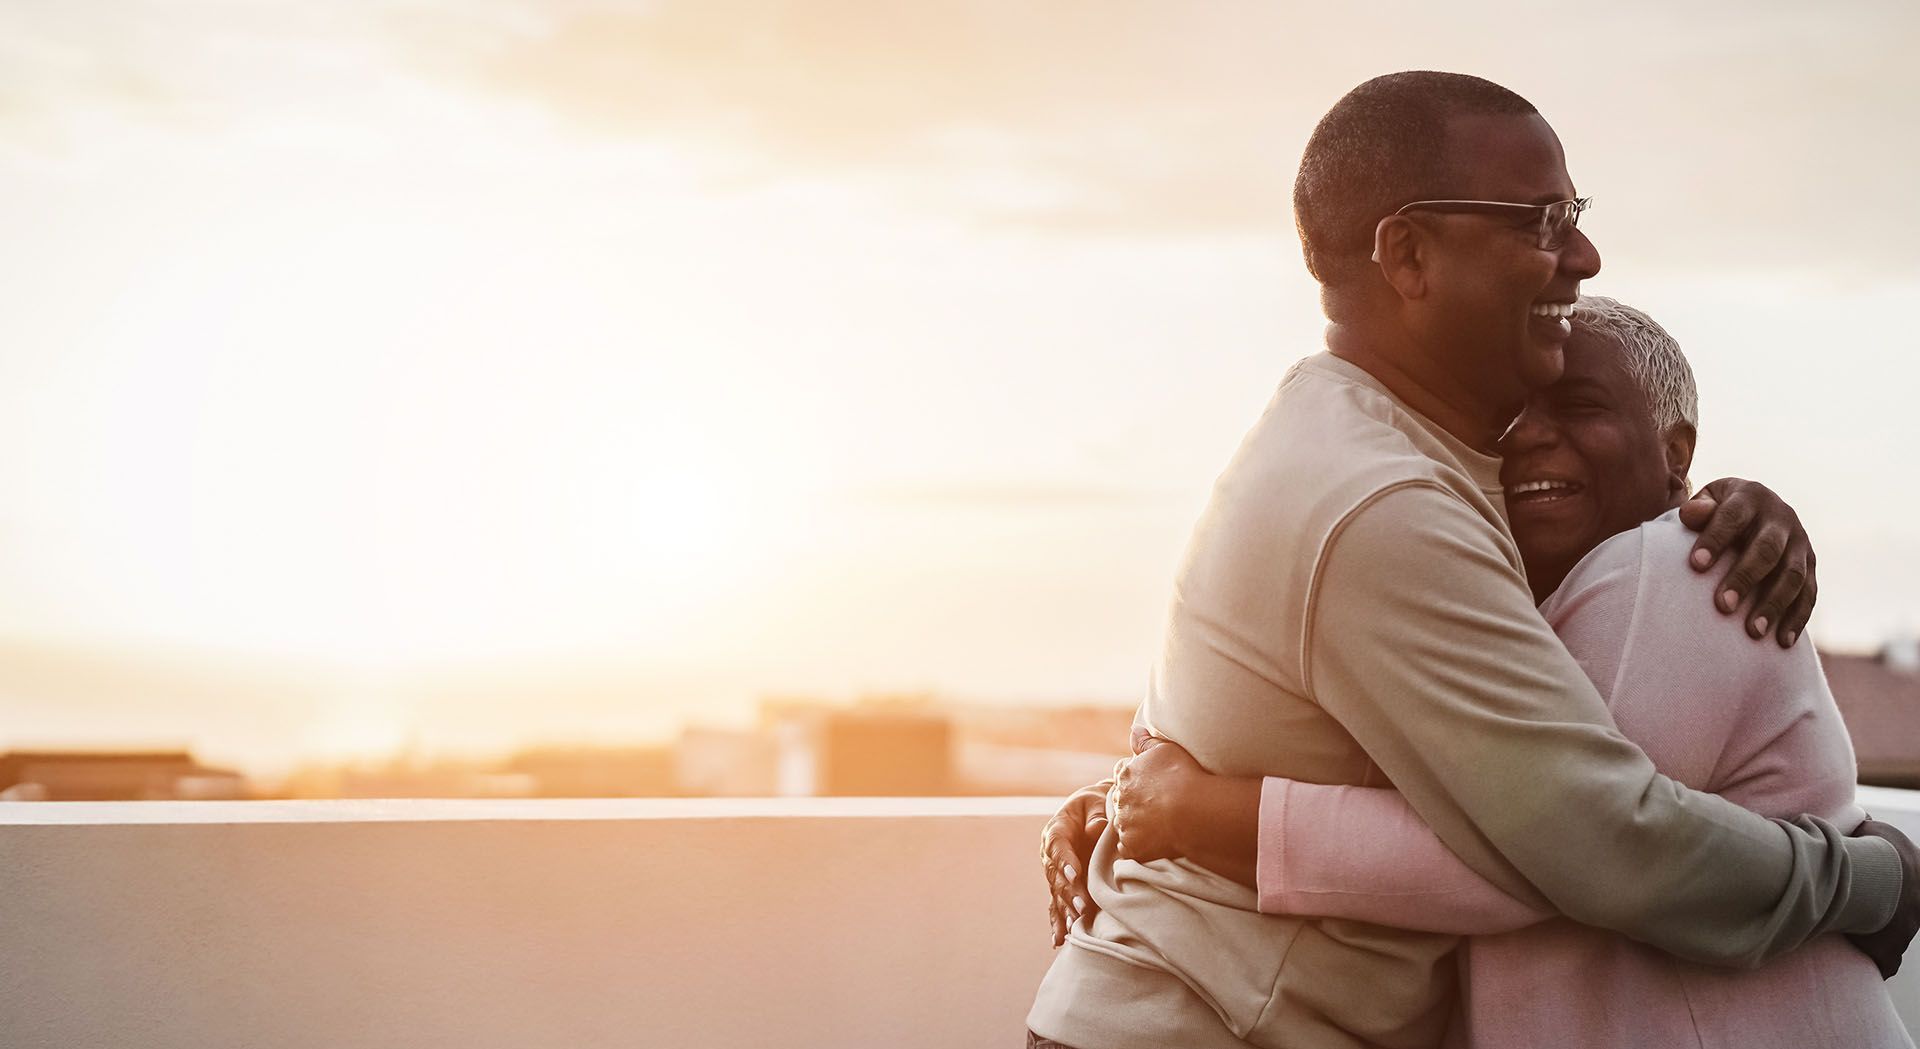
1026, 352, 1900, 1049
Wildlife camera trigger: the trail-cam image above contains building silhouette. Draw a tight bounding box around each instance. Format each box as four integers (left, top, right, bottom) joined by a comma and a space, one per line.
1827, 638, 1920, 789
0, 750, 248, 800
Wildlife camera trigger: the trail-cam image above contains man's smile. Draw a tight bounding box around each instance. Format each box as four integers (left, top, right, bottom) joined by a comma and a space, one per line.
1528, 299, 1576, 340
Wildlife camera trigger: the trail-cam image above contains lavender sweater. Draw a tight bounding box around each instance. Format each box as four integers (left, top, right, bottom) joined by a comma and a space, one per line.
1258, 510, 1911, 1048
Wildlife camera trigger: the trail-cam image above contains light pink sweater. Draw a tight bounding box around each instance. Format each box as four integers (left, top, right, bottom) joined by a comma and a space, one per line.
1258, 510, 1911, 1049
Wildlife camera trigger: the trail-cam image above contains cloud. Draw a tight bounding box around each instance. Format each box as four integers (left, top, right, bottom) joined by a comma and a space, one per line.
404, 0, 1920, 268
842, 480, 1172, 511
395, 0, 1312, 236
4, 1, 1917, 267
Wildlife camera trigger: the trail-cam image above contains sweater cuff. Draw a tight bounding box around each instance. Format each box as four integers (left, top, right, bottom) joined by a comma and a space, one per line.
1837, 834, 1903, 934
1254, 777, 1289, 914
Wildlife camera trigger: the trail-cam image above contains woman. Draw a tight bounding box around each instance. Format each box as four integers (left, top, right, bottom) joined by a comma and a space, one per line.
1049, 296, 1910, 1048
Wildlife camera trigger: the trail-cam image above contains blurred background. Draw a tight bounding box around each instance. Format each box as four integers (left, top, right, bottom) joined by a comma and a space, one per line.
0, 0, 1915, 800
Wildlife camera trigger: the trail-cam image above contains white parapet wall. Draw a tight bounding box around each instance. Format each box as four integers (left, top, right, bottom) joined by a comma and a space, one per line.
0, 797, 1062, 1049
1, 791, 1918, 1049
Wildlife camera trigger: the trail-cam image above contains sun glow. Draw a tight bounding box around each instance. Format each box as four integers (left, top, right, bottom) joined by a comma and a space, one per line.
15, 145, 812, 666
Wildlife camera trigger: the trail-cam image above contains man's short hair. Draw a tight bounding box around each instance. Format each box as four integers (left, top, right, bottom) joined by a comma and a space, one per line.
1573, 294, 1699, 434
1293, 71, 1538, 287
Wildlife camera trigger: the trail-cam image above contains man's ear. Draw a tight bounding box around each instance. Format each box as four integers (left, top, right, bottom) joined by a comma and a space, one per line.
1664, 421, 1698, 498
1370, 216, 1427, 300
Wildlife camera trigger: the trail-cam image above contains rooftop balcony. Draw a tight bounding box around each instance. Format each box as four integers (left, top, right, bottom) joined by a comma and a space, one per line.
4, 789, 1919, 1048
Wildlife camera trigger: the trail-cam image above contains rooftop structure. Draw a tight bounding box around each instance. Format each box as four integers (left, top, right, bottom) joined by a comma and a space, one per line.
0, 749, 248, 801
1826, 644, 1920, 788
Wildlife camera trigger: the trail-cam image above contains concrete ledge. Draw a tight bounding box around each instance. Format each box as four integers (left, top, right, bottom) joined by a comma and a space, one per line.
0, 798, 1062, 1049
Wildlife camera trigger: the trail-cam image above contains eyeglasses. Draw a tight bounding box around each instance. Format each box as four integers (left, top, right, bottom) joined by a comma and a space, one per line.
1393, 196, 1592, 251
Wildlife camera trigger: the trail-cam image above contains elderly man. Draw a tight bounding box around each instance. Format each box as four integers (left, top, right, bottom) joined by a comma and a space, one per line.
1025, 71, 1918, 1049
1087, 296, 1914, 1047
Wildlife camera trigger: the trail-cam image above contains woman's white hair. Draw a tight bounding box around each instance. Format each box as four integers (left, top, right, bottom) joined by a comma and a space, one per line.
1572, 294, 1699, 435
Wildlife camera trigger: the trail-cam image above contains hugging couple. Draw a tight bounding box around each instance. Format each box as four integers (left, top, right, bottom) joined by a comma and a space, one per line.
1025, 71, 1920, 1049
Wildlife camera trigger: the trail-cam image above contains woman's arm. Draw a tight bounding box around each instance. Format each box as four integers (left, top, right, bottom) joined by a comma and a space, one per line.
1259, 776, 1551, 934
1113, 738, 1552, 935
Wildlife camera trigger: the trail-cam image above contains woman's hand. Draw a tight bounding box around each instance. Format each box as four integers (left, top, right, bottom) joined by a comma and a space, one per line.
1112, 737, 1206, 863
1042, 778, 1112, 947
1113, 736, 1264, 890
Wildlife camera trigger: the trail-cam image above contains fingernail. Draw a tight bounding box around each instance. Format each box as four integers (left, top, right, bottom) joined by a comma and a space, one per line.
1785, 630, 1799, 646
1073, 896, 1085, 915
1692, 549, 1711, 569
1063, 865, 1077, 882
1752, 616, 1769, 636
1720, 589, 1739, 611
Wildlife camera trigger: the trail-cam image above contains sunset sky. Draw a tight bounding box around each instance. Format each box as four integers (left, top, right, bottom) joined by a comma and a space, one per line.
1, 0, 1915, 769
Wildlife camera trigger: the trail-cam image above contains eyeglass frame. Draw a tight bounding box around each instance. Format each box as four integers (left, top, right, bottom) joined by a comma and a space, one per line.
1389, 196, 1592, 252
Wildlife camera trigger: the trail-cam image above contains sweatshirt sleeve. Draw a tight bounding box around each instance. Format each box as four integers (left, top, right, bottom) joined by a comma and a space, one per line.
1255, 777, 1550, 934
1304, 483, 1900, 968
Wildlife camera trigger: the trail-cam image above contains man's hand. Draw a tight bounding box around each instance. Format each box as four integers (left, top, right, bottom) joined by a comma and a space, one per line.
1679, 478, 1816, 647
1042, 778, 1111, 947
1845, 820, 1920, 978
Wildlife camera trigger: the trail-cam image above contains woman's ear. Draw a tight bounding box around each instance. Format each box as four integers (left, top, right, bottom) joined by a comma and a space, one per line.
1664, 421, 1698, 498
1371, 216, 1428, 299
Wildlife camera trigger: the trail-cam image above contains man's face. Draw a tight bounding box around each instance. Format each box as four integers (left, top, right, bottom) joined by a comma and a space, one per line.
1411, 112, 1603, 409
1497, 327, 1681, 586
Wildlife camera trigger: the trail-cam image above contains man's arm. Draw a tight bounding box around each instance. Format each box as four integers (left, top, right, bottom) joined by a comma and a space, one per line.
1308, 484, 1904, 968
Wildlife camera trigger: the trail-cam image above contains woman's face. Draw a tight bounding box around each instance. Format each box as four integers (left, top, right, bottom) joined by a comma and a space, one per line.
1497, 328, 1689, 595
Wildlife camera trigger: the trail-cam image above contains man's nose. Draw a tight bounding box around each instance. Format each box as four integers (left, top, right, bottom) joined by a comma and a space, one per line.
1559, 225, 1601, 281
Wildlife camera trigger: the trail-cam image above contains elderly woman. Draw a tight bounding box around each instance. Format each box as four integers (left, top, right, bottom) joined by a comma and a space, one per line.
1050, 296, 1911, 1048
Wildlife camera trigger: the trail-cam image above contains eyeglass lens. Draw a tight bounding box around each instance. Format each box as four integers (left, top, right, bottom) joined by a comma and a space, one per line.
1540, 200, 1583, 250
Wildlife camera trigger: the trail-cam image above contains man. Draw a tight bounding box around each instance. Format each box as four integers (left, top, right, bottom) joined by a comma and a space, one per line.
1024, 71, 1917, 1049
1090, 296, 1914, 1047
